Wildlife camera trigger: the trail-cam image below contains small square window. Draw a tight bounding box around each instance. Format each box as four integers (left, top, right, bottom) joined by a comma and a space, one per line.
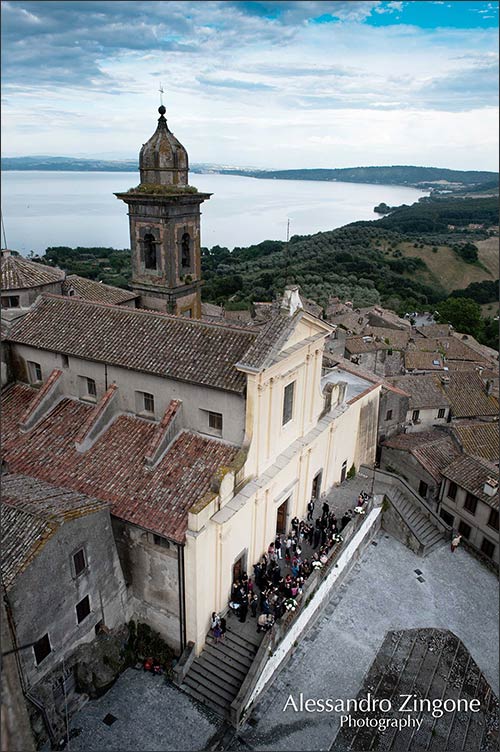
1, 296, 20, 309
34, 633, 51, 665
86, 378, 97, 398
385, 409, 393, 421
463, 493, 477, 516
458, 520, 471, 539
208, 412, 223, 432
28, 361, 42, 384
447, 481, 457, 501
153, 534, 170, 548
437, 408, 446, 419
73, 548, 86, 577
76, 595, 91, 624
480, 537, 495, 559
488, 509, 499, 531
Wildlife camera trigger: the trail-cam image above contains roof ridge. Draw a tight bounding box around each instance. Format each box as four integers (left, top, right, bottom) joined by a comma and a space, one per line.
38, 293, 257, 333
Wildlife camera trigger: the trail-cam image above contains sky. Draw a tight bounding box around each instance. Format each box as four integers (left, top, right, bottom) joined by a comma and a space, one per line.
1, 0, 499, 170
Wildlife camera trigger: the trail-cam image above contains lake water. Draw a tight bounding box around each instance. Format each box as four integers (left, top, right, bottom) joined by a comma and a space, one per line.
1, 171, 427, 255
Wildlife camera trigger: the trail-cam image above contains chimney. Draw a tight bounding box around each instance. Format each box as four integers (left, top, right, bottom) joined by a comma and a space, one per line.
281, 286, 303, 316
1, 249, 12, 258
486, 379, 493, 396
483, 477, 498, 496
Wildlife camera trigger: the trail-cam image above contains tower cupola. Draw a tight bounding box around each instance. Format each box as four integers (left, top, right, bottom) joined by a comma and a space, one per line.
139, 105, 188, 187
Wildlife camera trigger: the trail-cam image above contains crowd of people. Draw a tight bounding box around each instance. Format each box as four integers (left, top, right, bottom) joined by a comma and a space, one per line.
211, 491, 371, 641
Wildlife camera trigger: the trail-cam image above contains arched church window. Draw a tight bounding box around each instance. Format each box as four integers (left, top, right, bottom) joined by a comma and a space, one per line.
181, 233, 191, 268
143, 233, 157, 270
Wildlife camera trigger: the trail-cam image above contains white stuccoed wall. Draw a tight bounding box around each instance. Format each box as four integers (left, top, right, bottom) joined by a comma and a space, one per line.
246, 505, 382, 710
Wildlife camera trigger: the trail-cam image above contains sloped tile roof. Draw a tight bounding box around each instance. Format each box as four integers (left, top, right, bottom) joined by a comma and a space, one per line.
362, 327, 411, 349
62, 275, 137, 304
1, 254, 65, 290
415, 324, 451, 338
412, 337, 483, 362
387, 375, 450, 409
1, 474, 108, 590
382, 430, 460, 481
2, 393, 239, 543
442, 455, 499, 508
405, 351, 444, 371
443, 372, 499, 418
236, 311, 298, 370
451, 421, 499, 464
7, 295, 258, 393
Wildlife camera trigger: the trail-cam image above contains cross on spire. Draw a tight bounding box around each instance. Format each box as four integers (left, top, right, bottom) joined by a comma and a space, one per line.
159, 83, 165, 107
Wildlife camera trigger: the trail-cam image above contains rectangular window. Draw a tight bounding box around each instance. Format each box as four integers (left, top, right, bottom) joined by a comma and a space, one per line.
463, 493, 477, 516
385, 409, 393, 421
28, 361, 42, 384
480, 538, 495, 559
412, 409, 420, 422
488, 509, 499, 531
62, 354, 69, 368
1, 295, 20, 308
86, 378, 97, 399
33, 633, 51, 665
73, 548, 86, 577
153, 534, 170, 549
439, 509, 454, 527
208, 411, 223, 432
76, 595, 91, 624
447, 481, 457, 501
282, 382, 295, 425
418, 480, 428, 498
458, 520, 471, 539
437, 408, 446, 419
143, 393, 154, 414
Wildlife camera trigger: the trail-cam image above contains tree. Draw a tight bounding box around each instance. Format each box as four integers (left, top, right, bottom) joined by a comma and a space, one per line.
435, 297, 482, 338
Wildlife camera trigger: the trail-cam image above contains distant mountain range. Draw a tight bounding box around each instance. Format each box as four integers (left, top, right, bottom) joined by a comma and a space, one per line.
2, 156, 498, 193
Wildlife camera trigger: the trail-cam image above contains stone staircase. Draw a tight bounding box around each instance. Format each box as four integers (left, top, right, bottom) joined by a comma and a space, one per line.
180, 620, 262, 718
388, 487, 445, 555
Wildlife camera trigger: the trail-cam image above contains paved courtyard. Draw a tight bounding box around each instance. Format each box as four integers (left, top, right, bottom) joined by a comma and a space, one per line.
231, 533, 498, 752
67, 668, 224, 751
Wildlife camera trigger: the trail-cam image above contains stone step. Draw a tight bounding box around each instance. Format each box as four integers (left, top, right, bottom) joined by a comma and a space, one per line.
205, 634, 255, 664
220, 628, 259, 656
225, 625, 261, 650
180, 681, 229, 716
203, 642, 252, 674
186, 664, 237, 704
198, 652, 245, 686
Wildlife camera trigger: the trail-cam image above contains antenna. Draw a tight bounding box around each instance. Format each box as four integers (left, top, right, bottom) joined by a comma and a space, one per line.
1, 209, 7, 249
159, 82, 165, 107
286, 218, 290, 243
284, 218, 291, 283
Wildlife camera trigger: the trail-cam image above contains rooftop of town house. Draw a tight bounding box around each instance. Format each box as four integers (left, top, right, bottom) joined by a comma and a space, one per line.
381, 429, 461, 481
441, 371, 499, 418
328, 310, 368, 334
442, 454, 499, 509
323, 355, 410, 397
410, 336, 485, 362
62, 274, 138, 305
1, 384, 239, 543
451, 331, 499, 364
404, 350, 445, 371
360, 326, 412, 349
1, 251, 65, 290
451, 421, 499, 465
386, 374, 450, 410
1, 474, 108, 591
415, 323, 452, 338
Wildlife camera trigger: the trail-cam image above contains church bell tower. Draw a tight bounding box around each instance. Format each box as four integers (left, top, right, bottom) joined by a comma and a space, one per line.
115, 105, 211, 317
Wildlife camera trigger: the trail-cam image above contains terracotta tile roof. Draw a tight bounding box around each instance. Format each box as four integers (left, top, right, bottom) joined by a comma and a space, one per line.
451, 332, 499, 365
415, 324, 451, 338
1, 383, 37, 446
7, 295, 257, 393
387, 375, 450, 409
451, 422, 499, 464
236, 311, 298, 370
405, 351, 445, 371
362, 327, 411, 349
382, 430, 460, 481
329, 312, 367, 334
442, 372, 499, 418
1, 474, 108, 590
62, 275, 137, 304
345, 336, 390, 354
1, 254, 65, 290
412, 337, 483, 362
2, 394, 239, 543
442, 455, 499, 509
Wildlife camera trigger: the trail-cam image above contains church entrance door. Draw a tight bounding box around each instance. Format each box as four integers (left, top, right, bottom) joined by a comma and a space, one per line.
276, 498, 289, 536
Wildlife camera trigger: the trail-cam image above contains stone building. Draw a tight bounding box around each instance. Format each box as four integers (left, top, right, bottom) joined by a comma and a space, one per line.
438, 456, 499, 564
115, 106, 210, 317
1, 250, 65, 310
385, 374, 451, 433
1, 474, 127, 688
